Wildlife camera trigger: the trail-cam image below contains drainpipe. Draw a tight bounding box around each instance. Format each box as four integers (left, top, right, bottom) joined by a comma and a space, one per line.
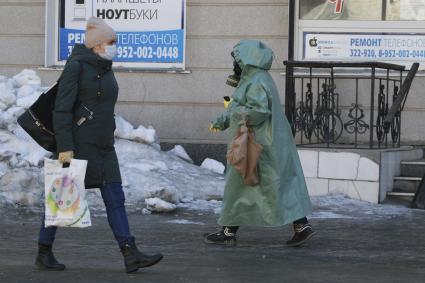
286, 0, 296, 135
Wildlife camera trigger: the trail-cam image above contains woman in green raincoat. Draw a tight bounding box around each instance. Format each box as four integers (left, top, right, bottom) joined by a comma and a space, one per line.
204, 40, 315, 247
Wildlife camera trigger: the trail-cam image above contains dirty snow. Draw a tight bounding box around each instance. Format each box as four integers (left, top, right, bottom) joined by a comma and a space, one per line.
201, 158, 225, 174
0, 70, 225, 214
167, 145, 194, 164
114, 115, 158, 147
310, 195, 420, 219
0, 70, 423, 222
145, 197, 177, 213
165, 219, 205, 225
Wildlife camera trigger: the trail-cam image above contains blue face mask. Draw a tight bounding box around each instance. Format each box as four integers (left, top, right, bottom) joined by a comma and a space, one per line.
98, 44, 117, 60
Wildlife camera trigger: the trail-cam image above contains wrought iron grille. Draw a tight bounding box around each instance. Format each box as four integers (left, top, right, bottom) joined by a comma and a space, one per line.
284, 61, 419, 149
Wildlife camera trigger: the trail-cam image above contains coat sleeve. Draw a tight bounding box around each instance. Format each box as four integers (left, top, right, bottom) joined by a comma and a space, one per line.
230, 83, 271, 126
211, 111, 230, 131
53, 60, 80, 152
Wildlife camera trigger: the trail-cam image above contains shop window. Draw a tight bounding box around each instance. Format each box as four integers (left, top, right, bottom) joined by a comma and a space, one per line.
295, 0, 425, 65
387, 0, 425, 20
300, 0, 425, 21
299, 0, 382, 21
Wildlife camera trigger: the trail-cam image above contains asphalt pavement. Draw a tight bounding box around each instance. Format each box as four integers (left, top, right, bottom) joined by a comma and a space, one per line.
1, 205, 425, 283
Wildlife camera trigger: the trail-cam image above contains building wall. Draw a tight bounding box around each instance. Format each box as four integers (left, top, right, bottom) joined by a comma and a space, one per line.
1, 0, 422, 146
0, 0, 289, 146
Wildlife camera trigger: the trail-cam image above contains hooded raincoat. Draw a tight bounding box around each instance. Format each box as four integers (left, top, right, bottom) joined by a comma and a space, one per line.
212, 40, 312, 227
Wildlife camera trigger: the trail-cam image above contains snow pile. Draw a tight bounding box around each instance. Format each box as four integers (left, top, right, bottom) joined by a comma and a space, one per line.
145, 197, 177, 213
0, 133, 226, 213
0, 169, 43, 208
310, 195, 417, 219
13, 70, 43, 109
114, 138, 225, 213
167, 145, 193, 164
0, 71, 50, 169
201, 158, 225, 174
165, 219, 205, 225
114, 115, 159, 147
178, 199, 223, 215
144, 187, 180, 204
0, 80, 16, 110
3, 70, 416, 220
0, 70, 225, 213
0, 130, 50, 167
0, 106, 25, 131
13, 69, 41, 87
0, 69, 41, 110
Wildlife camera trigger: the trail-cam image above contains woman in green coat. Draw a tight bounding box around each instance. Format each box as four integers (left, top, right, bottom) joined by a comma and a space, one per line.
35, 17, 162, 273
205, 40, 315, 247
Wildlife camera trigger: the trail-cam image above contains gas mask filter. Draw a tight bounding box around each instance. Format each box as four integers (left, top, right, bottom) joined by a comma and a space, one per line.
226, 52, 242, 88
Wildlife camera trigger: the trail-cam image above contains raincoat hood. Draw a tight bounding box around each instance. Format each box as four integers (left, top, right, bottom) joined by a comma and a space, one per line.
232, 40, 274, 71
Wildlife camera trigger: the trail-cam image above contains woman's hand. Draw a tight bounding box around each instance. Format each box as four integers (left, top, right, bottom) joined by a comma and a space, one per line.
209, 124, 221, 133
58, 151, 74, 164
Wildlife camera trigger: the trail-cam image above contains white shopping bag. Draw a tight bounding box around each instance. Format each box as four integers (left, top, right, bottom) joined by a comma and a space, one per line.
44, 158, 91, 228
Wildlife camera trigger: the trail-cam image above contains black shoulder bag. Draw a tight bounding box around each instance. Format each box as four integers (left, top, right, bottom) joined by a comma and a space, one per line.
17, 62, 83, 152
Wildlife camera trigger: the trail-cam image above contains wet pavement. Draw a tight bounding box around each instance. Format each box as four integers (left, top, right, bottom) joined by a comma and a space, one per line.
1, 203, 425, 283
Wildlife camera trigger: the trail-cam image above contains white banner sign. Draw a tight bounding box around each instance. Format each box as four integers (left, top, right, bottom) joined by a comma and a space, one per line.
59, 0, 186, 69
304, 32, 425, 62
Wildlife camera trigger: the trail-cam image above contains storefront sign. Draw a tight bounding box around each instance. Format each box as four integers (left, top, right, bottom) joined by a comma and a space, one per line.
304, 32, 425, 61
59, 0, 186, 69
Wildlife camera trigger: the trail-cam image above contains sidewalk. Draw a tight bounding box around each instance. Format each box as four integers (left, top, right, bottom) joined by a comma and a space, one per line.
1, 197, 425, 283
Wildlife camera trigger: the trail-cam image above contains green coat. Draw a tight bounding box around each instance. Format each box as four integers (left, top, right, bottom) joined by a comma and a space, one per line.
53, 44, 121, 188
212, 40, 312, 227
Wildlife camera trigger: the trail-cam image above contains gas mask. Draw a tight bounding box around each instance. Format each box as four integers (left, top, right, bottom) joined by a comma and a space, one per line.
226, 52, 242, 88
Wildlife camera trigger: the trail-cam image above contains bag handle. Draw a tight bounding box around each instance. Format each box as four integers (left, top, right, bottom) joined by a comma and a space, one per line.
56, 60, 85, 113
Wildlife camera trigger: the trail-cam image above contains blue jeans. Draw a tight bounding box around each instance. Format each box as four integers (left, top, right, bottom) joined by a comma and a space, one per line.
38, 182, 134, 248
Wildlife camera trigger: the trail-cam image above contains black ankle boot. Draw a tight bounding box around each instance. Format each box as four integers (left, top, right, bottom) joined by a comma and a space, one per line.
35, 244, 66, 271
286, 222, 316, 247
120, 243, 163, 273
204, 226, 238, 246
